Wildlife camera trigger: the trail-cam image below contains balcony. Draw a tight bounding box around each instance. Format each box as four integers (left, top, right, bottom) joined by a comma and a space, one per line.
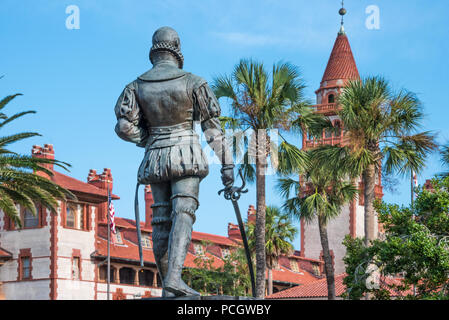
304, 136, 347, 149
311, 103, 341, 115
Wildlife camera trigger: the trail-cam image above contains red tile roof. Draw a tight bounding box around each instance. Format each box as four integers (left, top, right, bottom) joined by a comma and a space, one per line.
39, 170, 119, 201
192, 231, 239, 247
267, 273, 346, 299
269, 267, 318, 285
266, 273, 413, 299
321, 33, 359, 84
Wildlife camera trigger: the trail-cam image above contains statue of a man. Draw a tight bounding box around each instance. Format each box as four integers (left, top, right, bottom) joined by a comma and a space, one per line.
114, 27, 234, 297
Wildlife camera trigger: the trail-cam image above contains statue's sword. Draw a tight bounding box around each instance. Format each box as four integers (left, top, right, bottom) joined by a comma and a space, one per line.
218, 168, 256, 297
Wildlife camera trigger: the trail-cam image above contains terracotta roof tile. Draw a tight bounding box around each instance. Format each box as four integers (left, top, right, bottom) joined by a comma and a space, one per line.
267, 273, 346, 299
42, 170, 119, 200
321, 34, 359, 84
269, 267, 319, 285
266, 273, 414, 299
192, 231, 239, 247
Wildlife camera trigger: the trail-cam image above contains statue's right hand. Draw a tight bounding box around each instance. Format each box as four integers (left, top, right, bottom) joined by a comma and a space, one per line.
221, 166, 234, 189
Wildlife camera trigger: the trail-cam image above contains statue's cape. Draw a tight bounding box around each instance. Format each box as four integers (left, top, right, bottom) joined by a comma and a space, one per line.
138, 63, 188, 82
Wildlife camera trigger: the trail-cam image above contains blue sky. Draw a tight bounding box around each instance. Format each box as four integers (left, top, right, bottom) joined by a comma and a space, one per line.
2, 0, 449, 249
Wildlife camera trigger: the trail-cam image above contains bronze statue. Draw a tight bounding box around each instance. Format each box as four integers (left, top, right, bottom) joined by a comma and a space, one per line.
114, 27, 234, 297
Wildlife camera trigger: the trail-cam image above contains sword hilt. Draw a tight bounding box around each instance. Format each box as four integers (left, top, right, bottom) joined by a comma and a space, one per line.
218, 167, 248, 201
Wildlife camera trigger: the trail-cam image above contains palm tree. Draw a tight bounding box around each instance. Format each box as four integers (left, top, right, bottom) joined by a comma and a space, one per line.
439, 143, 449, 177
246, 205, 297, 296
313, 76, 436, 247
0, 93, 74, 227
213, 59, 325, 297
277, 154, 358, 300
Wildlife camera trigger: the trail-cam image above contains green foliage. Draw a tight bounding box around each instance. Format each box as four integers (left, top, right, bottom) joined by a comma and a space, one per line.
343, 176, 449, 300
438, 143, 449, 178
0, 93, 75, 227
313, 76, 436, 179
181, 245, 251, 296
213, 59, 326, 180
277, 151, 358, 225
246, 206, 297, 269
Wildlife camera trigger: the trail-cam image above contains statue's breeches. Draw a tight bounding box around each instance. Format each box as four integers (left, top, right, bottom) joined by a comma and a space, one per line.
137, 124, 209, 184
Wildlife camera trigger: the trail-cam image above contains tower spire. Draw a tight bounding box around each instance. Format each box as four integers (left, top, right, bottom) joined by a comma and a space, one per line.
339, 0, 347, 35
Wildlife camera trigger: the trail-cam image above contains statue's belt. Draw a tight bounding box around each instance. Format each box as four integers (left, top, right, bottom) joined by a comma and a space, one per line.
146, 122, 199, 150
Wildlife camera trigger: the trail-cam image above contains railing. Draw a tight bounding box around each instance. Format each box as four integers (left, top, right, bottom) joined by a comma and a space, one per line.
304, 136, 346, 149
310, 103, 341, 114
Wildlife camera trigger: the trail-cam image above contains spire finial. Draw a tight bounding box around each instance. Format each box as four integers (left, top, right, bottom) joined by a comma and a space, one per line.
339, 0, 347, 34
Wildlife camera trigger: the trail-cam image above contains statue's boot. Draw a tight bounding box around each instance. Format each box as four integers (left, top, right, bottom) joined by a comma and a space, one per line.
164, 211, 200, 296
151, 204, 175, 298
155, 252, 175, 298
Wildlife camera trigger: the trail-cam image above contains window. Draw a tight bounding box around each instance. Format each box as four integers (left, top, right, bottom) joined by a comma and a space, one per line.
141, 234, 152, 248
66, 203, 86, 230
222, 248, 231, 259
325, 128, 333, 139
72, 257, 81, 280
66, 204, 75, 228
113, 230, 123, 244
334, 121, 342, 137
21, 257, 31, 279
99, 265, 116, 283
194, 243, 204, 256
290, 259, 299, 272
312, 264, 321, 276
328, 94, 335, 103
23, 207, 39, 228
307, 131, 315, 141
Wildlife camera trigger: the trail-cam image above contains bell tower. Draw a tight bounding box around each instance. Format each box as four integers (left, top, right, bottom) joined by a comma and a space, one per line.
300, 3, 383, 274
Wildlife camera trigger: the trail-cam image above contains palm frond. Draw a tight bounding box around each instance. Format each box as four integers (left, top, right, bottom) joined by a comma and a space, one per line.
0, 94, 23, 111
0, 132, 41, 148
0, 111, 36, 129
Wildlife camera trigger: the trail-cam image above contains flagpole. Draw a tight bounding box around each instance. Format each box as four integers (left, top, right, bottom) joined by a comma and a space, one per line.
107, 182, 111, 301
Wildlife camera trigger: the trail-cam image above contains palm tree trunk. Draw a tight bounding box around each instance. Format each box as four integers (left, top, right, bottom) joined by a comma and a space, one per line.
255, 130, 267, 298
363, 163, 377, 247
255, 158, 266, 298
318, 216, 336, 300
267, 267, 273, 296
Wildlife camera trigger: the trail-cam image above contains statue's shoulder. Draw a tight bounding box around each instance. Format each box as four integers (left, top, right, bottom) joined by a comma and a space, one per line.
186, 73, 208, 91
125, 80, 139, 90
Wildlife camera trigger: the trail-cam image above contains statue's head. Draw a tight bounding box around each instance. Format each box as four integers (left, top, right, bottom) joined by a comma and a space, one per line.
149, 27, 184, 69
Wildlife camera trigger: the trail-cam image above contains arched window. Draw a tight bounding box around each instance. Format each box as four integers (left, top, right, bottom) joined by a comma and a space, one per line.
65, 203, 86, 230
119, 267, 136, 285
99, 265, 116, 283
66, 205, 75, 228
328, 94, 335, 103
139, 269, 154, 287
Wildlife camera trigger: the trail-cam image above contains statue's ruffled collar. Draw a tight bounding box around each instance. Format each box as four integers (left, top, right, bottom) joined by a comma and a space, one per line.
138, 61, 188, 82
